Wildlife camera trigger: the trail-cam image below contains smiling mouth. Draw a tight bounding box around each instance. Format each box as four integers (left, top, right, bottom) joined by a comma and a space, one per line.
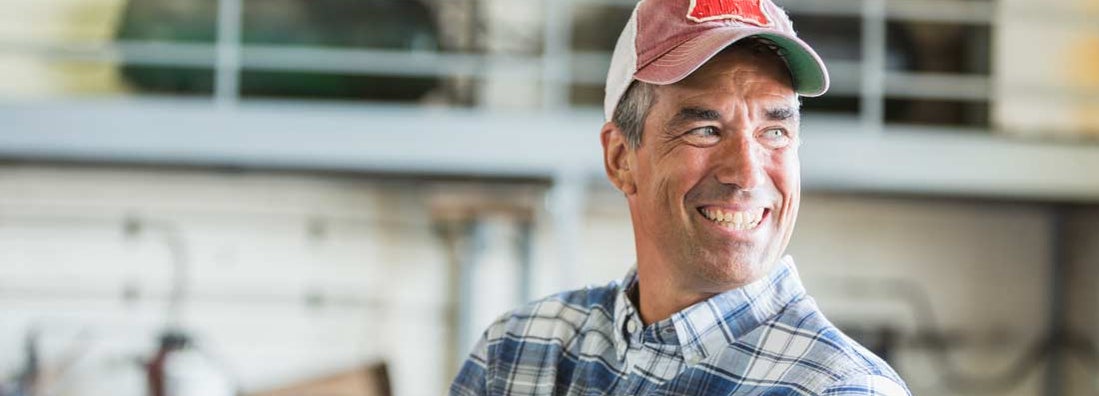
698, 207, 768, 231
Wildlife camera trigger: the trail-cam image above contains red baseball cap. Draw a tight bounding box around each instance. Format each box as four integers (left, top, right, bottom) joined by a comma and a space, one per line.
604, 0, 830, 120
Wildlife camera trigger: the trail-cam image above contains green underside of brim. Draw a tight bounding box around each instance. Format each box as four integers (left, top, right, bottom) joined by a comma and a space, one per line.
754, 33, 828, 96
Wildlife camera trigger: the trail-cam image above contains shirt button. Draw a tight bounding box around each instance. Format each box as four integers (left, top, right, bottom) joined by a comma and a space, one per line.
626, 320, 638, 334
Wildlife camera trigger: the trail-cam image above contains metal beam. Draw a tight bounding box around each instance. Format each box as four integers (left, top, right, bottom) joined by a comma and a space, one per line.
4, 101, 1099, 202
214, 0, 243, 108
860, 0, 887, 133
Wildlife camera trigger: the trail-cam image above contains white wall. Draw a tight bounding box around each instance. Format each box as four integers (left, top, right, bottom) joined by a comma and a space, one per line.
1, 164, 1095, 396
0, 165, 453, 396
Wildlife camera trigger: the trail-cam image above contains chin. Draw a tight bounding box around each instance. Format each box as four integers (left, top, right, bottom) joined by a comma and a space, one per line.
692, 250, 769, 291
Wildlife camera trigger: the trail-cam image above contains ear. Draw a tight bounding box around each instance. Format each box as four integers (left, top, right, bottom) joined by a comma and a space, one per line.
600, 121, 637, 195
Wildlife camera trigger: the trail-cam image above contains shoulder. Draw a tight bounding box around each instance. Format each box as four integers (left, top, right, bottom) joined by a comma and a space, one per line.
482, 281, 620, 345
820, 373, 910, 395
810, 324, 909, 395
756, 297, 910, 395
454, 283, 622, 394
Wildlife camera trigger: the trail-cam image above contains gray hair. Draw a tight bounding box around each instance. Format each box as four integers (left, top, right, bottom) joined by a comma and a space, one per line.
611, 80, 655, 149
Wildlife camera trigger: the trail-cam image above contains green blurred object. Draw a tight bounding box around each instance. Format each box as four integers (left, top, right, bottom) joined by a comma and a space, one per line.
116, 0, 441, 101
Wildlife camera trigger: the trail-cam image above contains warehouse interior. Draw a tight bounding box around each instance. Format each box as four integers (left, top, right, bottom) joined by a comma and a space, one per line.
2, 0, 1099, 395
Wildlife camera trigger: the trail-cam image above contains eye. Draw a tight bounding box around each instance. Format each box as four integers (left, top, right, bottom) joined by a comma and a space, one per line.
683, 126, 720, 145
688, 126, 718, 136
759, 128, 792, 148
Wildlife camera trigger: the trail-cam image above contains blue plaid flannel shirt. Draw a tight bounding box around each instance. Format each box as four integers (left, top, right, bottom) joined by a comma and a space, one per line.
450, 256, 910, 395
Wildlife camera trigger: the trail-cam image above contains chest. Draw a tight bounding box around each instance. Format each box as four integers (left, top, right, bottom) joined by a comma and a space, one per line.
487, 335, 821, 396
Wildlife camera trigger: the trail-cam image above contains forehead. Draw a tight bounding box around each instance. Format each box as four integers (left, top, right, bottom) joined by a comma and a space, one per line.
657, 47, 797, 107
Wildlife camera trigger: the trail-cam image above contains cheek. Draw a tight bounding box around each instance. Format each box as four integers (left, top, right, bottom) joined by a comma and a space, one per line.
765, 150, 801, 209
764, 149, 800, 228
650, 148, 708, 201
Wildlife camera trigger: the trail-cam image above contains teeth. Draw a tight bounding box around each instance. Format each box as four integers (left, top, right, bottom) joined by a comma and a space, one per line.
700, 207, 764, 230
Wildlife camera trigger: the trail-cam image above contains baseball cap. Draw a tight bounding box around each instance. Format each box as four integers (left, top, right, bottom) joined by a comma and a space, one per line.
604, 0, 830, 121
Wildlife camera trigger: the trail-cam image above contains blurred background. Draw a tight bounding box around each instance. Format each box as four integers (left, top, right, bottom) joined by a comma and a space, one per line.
1, 0, 1099, 395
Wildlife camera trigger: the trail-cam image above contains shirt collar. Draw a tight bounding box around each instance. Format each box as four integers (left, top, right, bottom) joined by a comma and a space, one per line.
612, 274, 638, 360
612, 256, 807, 363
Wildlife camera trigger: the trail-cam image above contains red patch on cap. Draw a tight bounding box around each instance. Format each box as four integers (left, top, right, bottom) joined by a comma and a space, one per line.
687, 0, 772, 26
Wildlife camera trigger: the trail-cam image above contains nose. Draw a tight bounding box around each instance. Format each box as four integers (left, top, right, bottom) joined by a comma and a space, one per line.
713, 133, 765, 190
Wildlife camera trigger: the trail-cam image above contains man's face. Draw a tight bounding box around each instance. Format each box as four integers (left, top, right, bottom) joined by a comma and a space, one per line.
624, 47, 801, 292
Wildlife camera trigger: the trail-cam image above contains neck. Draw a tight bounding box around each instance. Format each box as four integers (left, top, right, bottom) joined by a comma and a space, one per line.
634, 260, 716, 325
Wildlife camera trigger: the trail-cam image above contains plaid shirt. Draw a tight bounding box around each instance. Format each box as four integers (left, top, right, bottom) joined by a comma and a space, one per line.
451, 256, 910, 395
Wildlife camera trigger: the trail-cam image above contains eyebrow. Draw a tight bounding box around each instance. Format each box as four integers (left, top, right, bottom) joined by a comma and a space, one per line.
666, 105, 799, 130
765, 106, 799, 122
666, 107, 722, 130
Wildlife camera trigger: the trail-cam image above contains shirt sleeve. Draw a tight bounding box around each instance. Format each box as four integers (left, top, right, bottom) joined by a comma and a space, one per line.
449, 333, 490, 396
821, 374, 911, 396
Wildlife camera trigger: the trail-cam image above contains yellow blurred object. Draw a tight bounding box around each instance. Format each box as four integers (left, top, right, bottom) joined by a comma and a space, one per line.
1069, 36, 1099, 89
247, 363, 391, 396
0, 0, 128, 97
1070, 35, 1099, 138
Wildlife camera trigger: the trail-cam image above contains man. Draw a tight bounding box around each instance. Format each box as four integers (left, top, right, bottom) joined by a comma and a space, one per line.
452, 0, 910, 394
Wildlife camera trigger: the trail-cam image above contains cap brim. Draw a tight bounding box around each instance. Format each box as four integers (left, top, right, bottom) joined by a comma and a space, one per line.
633, 27, 829, 97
